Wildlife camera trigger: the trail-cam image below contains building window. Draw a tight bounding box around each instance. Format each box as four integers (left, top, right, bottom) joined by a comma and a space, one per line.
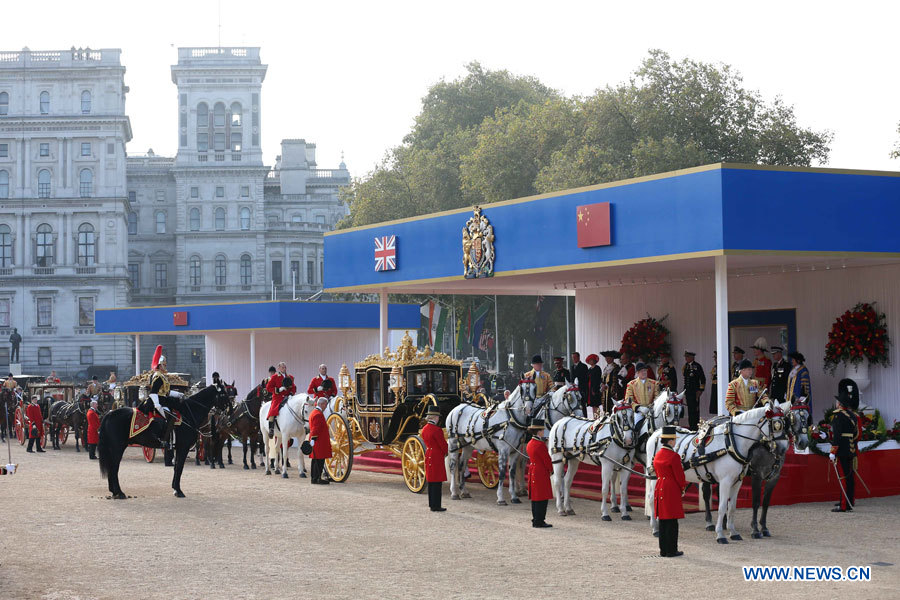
189, 256, 201, 286
197, 102, 208, 128
79, 169, 93, 198
307, 260, 314, 285
81, 142, 91, 157
40, 143, 49, 157
155, 211, 166, 234
127, 212, 137, 235
128, 263, 139, 288
240, 254, 251, 285
0, 170, 8, 199
39, 91, 49, 114
215, 255, 226, 286
213, 102, 226, 128
0, 143, 7, 158
107, 142, 115, 155
0, 91, 8, 115
241, 185, 249, 197
77, 223, 95, 266
78, 297, 94, 326
0, 298, 9, 327
230, 133, 241, 152
155, 263, 167, 288
38, 169, 51, 198
215, 207, 225, 230
290, 261, 299, 284
214, 132, 225, 151
272, 260, 282, 285
36, 223, 53, 266
189, 207, 200, 231
316, 215, 326, 225
190, 186, 199, 198
216, 186, 224, 198
81, 91, 91, 114
197, 133, 208, 152
156, 190, 165, 201
38, 347, 52, 366
230, 102, 242, 127
80, 346, 94, 365
128, 190, 136, 203
291, 214, 302, 224
240, 207, 250, 230
0, 224, 11, 267
37, 298, 51, 327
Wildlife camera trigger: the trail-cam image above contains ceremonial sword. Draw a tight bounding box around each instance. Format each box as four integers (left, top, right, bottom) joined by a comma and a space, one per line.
831, 459, 854, 509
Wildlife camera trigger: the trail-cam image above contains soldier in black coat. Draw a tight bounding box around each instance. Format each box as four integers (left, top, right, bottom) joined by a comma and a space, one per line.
682, 351, 705, 429
584, 354, 603, 417
730, 346, 745, 381
658, 352, 678, 392
769, 346, 790, 402
830, 378, 861, 513
569, 352, 590, 415
552, 356, 570, 389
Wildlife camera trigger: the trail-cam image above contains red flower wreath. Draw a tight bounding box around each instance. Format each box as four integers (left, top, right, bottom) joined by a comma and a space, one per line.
620, 315, 671, 364
823, 302, 891, 375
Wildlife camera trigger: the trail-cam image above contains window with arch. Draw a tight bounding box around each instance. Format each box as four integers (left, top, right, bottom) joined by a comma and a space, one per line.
189, 207, 201, 231
38, 169, 51, 198
215, 207, 226, 231
230, 102, 242, 126
79, 169, 93, 198
0, 170, 8, 199
77, 223, 96, 266
230, 132, 241, 152
39, 91, 49, 114
197, 102, 208, 128
81, 90, 91, 114
36, 223, 53, 266
155, 211, 166, 234
213, 102, 226, 128
240, 207, 251, 230
0, 91, 8, 116
240, 254, 252, 285
189, 256, 201, 286
127, 212, 137, 235
0, 224, 12, 267
215, 255, 226, 286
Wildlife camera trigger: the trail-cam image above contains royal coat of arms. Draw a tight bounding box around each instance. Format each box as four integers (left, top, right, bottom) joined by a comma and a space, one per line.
462, 206, 495, 279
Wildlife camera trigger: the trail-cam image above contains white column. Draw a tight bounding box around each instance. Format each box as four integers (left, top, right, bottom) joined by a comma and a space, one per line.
379, 290, 388, 353
715, 255, 729, 416
250, 330, 256, 390
134, 334, 141, 376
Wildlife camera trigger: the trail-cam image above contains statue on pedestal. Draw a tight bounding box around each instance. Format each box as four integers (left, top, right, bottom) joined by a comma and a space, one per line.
9, 328, 21, 363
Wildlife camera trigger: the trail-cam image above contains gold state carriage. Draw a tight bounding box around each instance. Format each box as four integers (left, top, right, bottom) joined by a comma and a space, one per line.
325, 332, 500, 492
113, 370, 192, 463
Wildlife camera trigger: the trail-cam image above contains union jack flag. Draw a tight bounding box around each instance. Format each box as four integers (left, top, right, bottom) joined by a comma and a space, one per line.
374, 235, 397, 271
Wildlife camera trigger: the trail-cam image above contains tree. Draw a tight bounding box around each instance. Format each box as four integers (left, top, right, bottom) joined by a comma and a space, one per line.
892, 121, 900, 160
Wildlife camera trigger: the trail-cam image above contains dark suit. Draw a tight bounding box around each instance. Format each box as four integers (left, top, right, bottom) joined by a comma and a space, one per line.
682, 361, 706, 429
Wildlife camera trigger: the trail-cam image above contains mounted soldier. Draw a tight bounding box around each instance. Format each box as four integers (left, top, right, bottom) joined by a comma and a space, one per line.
86, 376, 101, 401
524, 355, 553, 398
725, 359, 768, 415
307, 364, 337, 399
624, 362, 659, 408
265, 362, 296, 437
147, 345, 183, 449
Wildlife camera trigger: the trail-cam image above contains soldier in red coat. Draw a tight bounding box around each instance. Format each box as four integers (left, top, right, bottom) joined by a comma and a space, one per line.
307, 364, 337, 399
526, 418, 553, 528
308, 397, 332, 484
265, 362, 296, 437
422, 406, 448, 512
653, 425, 686, 557
25, 397, 45, 453
86, 399, 101, 460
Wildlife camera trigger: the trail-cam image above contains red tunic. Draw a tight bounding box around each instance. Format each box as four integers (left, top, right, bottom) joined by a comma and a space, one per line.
526, 437, 553, 501
309, 408, 332, 459
653, 446, 686, 520
307, 375, 337, 399
26, 403, 44, 438
754, 356, 772, 390
265, 373, 296, 418
86, 408, 101, 444
421, 422, 448, 482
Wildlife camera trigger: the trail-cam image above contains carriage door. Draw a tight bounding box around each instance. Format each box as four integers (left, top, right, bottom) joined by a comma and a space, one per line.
359, 368, 386, 445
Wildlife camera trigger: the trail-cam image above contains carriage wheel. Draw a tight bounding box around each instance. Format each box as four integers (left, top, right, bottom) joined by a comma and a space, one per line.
58, 424, 69, 446
476, 450, 501, 489
143, 446, 156, 463
14, 406, 25, 445
325, 413, 354, 483
401, 435, 427, 494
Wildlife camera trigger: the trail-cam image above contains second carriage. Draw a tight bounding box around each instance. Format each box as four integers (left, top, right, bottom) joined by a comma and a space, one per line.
324, 332, 500, 492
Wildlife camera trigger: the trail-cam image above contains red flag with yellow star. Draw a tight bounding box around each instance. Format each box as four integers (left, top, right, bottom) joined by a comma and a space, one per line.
576, 202, 611, 248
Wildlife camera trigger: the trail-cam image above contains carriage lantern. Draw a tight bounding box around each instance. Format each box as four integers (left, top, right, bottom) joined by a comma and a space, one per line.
138, 386, 148, 402
466, 363, 480, 393
338, 363, 351, 397
389, 364, 402, 393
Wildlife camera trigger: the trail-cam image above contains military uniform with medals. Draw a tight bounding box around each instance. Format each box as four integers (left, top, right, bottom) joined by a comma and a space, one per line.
769, 346, 790, 402
682, 352, 705, 429
725, 360, 768, 415
830, 379, 860, 512
624, 365, 660, 408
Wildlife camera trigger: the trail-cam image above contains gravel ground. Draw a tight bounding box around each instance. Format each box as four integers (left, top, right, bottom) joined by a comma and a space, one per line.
0, 442, 897, 600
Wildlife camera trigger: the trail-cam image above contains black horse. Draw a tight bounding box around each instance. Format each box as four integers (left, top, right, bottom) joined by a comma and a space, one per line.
48, 400, 86, 451
224, 385, 266, 470
98, 385, 222, 499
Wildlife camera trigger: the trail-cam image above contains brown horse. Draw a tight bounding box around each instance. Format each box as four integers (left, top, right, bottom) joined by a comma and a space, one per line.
223, 385, 266, 470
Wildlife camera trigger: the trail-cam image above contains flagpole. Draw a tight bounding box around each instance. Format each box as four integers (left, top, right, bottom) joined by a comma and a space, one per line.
565, 295, 571, 369
493, 295, 500, 373
451, 296, 456, 359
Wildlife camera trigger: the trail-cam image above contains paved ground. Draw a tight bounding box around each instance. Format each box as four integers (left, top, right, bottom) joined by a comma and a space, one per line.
0, 442, 897, 599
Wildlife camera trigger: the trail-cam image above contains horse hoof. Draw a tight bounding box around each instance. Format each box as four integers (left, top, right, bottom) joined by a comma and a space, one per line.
113, 492, 127, 500
705, 524, 716, 532
174, 490, 186, 498
652, 531, 659, 537
451, 494, 460, 500
210, 464, 216, 469
497, 500, 508, 506
282, 472, 288, 479
228, 459, 233, 465
460, 492, 471, 499
645, 516, 651, 520
716, 538, 729, 544
730, 534, 742, 541
621, 515, 632, 521
611, 506, 620, 513
250, 464, 257, 470
762, 530, 771, 537
751, 532, 762, 539
463, 470, 471, 479
625, 505, 633, 512
566, 509, 576, 516
300, 472, 307, 479
558, 511, 567, 516
601, 515, 612, 522
243, 465, 250, 470
517, 490, 528, 497
265, 471, 271, 476
510, 497, 521, 504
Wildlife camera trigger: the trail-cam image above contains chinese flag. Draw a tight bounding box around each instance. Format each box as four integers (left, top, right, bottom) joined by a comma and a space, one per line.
576, 202, 611, 248
173, 311, 188, 326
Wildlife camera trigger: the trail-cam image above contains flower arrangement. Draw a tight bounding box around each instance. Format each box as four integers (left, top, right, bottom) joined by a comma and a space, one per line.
823, 302, 891, 375
620, 314, 671, 363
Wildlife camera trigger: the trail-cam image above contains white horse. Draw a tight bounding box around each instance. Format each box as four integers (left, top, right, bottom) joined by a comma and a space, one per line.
626, 391, 684, 515
446, 381, 534, 505
548, 400, 636, 519
646, 402, 788, 543
258, 393, 314, 479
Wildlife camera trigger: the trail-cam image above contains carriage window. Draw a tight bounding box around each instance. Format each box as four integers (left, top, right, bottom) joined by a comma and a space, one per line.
409, 371, 429, 395
366, 370, 381, 406
382, 371, 395, 407
356, 374, 366, 406
432, 370, 457, 395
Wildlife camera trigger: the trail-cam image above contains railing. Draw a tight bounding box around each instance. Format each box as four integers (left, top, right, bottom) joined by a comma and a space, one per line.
0, 48, 118, 68
0, 268, 12, 276
33, 267, 54, 275
75, 267, 96, 275
177, 47, 259, 63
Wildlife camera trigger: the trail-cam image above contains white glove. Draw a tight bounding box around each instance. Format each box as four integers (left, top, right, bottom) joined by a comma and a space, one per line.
317, 386, 323, 391
828, 453, 835, 462
818, 431, 828, 440
169, 390, 184, 399
149, 393, 160, 403
279, 387, 286, 392
309, 439, 315, 447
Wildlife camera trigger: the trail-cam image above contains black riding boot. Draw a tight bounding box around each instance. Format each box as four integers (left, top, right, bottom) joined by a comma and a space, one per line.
268, 419, 275, 437
162, 412, 176, 450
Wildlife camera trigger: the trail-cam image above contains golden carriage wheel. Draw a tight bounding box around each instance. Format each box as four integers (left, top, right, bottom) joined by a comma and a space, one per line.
57, 423, 69, 446
401, 435, 427, 493
476, 451, 500, 488
325, 413, 354, 483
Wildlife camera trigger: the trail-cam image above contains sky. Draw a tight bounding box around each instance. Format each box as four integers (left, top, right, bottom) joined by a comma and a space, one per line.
5, 0, 899, 177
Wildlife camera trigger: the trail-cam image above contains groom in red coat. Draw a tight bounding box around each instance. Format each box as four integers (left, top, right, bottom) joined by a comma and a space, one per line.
309, 397, 332, 485
422, 406, 448, 512
526, 418, 553, 528
653, 425, 686, 557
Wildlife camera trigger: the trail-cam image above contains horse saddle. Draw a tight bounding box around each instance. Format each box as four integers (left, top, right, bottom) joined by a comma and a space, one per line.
129, 408, 181, 440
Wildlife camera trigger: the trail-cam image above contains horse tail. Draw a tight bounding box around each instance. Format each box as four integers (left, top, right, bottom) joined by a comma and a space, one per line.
98, 416, 112, 479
